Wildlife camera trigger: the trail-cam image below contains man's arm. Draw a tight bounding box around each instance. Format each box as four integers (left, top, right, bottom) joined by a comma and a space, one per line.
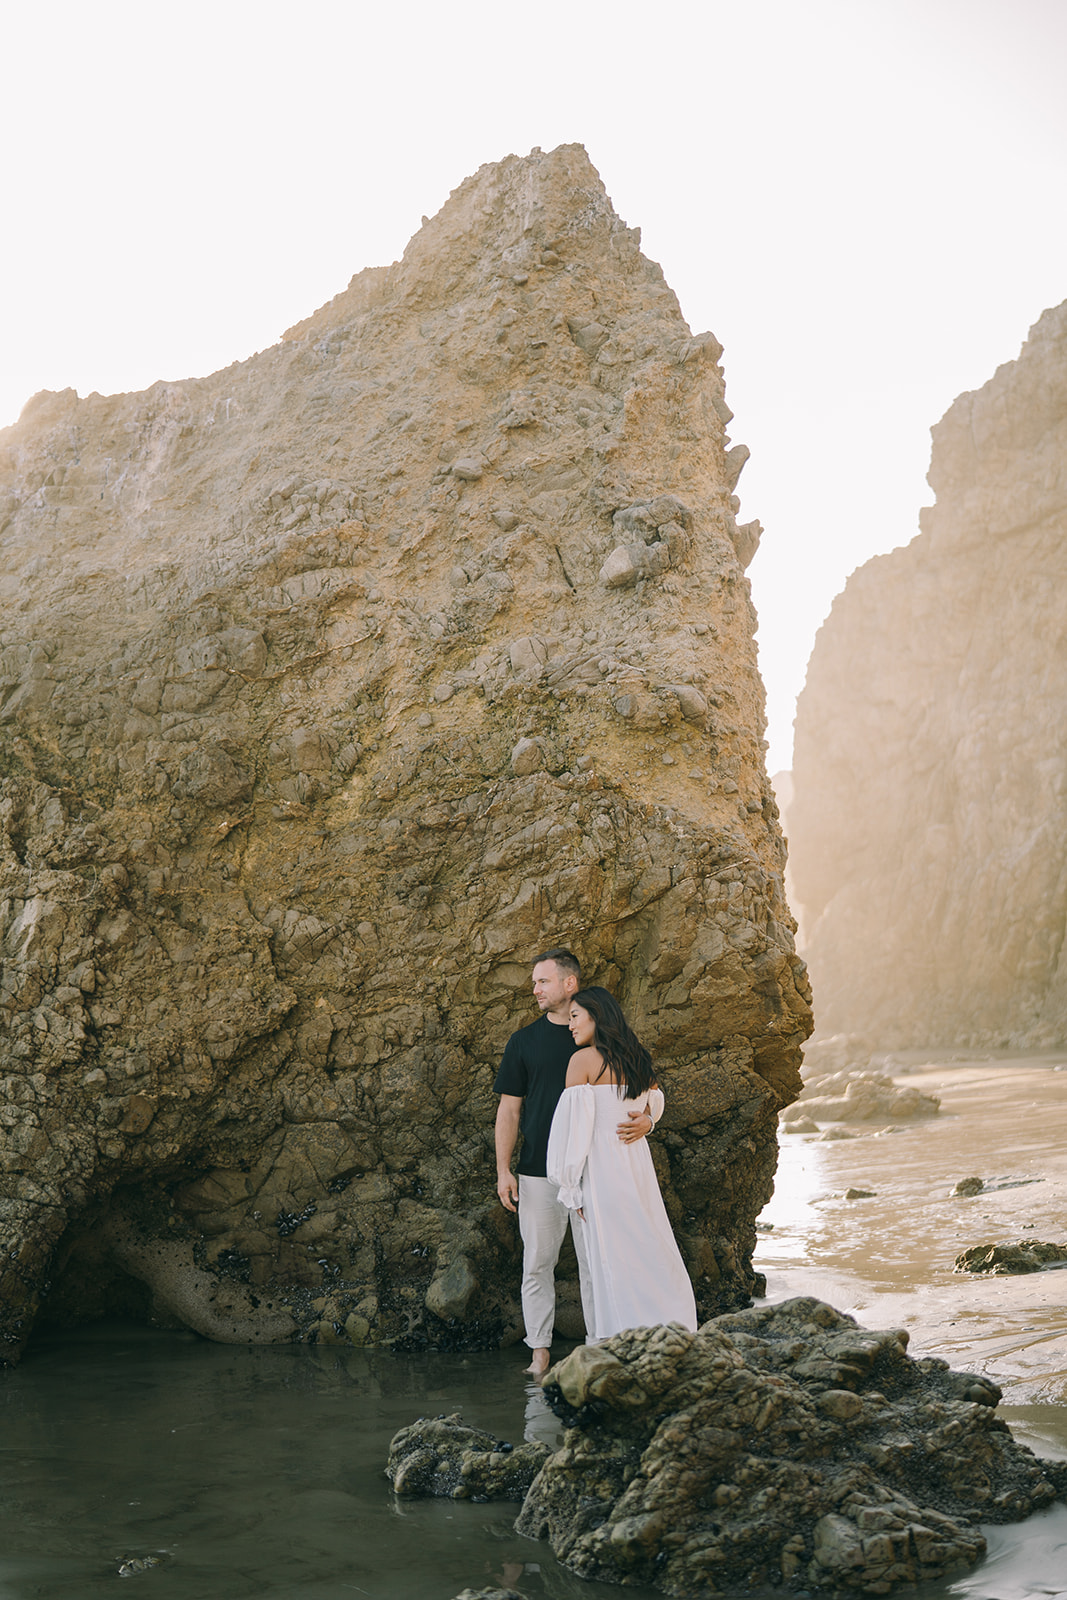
495, 1094, 523, 1211
616, 1107, 654, 1143
617, 1086, 662, 1144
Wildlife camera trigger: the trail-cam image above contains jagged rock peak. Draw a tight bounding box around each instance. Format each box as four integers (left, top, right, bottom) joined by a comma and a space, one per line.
287, 143, 663, 338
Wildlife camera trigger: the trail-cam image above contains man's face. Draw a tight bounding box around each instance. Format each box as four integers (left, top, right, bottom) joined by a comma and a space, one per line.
532, 960, 574, 1014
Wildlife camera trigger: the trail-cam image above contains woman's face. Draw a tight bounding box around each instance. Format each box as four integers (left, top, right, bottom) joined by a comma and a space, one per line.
568, 1002, 596, 1048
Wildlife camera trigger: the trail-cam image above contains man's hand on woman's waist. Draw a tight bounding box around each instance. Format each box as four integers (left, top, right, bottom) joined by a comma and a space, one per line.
616, 1108, 654, 1143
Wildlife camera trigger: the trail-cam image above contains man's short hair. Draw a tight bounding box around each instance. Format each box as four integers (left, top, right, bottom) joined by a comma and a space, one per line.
534, 947, 581, 982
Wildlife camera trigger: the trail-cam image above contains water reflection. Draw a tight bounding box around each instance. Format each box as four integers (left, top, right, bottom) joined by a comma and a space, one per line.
523, 1382, 565, 1453
755, 1133, 829, 1257
942, 1504, 1067, 1600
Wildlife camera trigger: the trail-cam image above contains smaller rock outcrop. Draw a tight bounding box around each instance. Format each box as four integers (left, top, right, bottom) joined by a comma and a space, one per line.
781, 1068, 940, 1127
948, 1175, 1043, 1199
800, 1035, 874, 1075
449, 1591, 523, 1600
386, 1412, 549, 1500
954, 1241, 1067, 1275
780, 1035, 941, 1129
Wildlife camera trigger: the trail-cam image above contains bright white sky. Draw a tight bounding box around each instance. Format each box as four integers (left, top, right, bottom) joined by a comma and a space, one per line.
3, 0, 1066, 771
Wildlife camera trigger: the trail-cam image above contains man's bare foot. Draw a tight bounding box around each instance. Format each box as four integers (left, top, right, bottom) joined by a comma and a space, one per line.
524, 1347, 551, 1377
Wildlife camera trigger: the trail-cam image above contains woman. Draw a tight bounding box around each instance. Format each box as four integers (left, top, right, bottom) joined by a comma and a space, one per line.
546, 986, 697, 1341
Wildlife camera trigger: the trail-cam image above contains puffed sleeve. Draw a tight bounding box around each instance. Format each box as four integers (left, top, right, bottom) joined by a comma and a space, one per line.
647, 1087, 665, 1126
546, 1085, 595, 1210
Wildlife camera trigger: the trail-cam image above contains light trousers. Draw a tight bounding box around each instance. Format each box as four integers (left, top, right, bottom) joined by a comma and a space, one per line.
517, 1174, 594, 1350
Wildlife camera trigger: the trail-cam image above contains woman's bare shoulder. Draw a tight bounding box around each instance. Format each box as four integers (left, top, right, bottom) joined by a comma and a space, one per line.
566, 1048, 602, 1083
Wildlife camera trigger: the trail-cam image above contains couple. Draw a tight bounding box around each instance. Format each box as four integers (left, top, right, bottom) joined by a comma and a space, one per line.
495, 948, 696, 1376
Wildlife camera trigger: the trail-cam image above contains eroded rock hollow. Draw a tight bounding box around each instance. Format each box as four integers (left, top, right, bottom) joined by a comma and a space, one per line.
790, 300, 1067, 1049
0, 144, 810, 1361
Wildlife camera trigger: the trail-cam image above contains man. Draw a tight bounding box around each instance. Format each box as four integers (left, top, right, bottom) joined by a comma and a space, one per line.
494, 948, 655, 1376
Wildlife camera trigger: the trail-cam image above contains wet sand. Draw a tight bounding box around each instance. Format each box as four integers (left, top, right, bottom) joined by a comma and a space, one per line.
756, 1053, 1067, 1597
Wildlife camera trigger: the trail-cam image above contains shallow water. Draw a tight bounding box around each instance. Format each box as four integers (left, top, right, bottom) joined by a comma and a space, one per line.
2, 1057, 1065, 1600
0, 1324, 655, 1600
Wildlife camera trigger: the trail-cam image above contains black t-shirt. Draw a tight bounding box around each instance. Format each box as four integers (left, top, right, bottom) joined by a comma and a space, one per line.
493, 1012, 577, 1178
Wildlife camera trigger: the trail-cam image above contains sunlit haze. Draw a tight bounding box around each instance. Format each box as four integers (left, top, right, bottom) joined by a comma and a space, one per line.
3, 0, 1065, 771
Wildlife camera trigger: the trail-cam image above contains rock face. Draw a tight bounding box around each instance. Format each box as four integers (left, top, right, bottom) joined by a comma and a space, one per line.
0, 143, 810, 1362
789, 300, 1067, 1048
389, 1299, 1063, 1596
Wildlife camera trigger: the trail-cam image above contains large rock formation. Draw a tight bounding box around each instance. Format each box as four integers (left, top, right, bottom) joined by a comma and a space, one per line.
0, 144, 810, 1362
789, 300, 1067, 1048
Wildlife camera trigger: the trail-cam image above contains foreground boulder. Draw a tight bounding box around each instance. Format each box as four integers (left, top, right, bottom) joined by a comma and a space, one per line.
0, 143, 811, 1360
514, 1300, 1062, 1595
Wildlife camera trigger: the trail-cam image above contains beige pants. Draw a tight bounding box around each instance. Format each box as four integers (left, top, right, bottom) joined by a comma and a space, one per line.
517, 1174, 594, 1350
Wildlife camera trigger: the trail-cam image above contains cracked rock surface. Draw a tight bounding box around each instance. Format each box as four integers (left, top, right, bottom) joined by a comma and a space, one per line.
0, 143, 810, 1361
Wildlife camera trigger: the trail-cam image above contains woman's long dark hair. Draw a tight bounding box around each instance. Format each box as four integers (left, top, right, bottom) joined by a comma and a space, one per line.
571, 987, 655, 1100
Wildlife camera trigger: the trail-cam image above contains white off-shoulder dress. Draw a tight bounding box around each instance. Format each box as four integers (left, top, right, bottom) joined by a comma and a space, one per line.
546, 1083, 697, 1341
